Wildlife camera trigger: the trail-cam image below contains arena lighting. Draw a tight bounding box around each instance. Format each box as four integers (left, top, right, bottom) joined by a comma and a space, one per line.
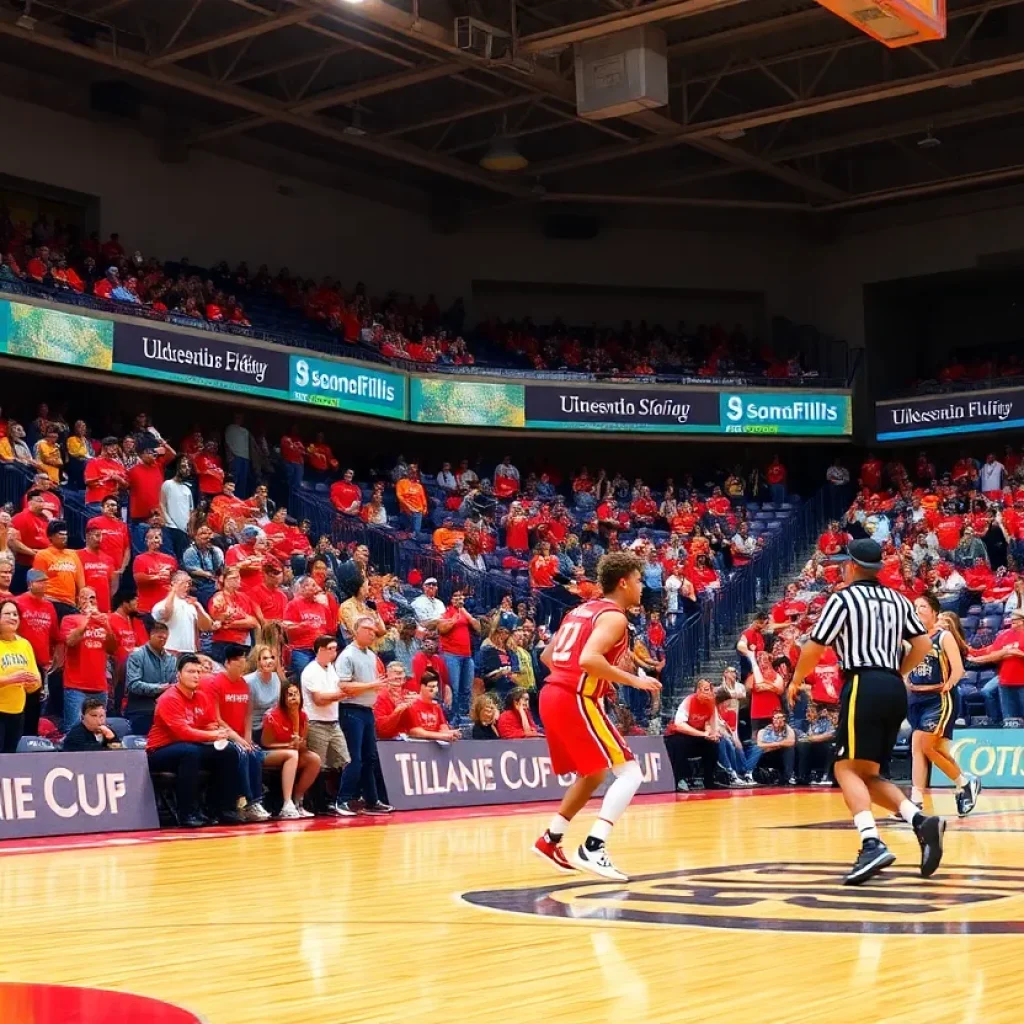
480, 136, 528, 172
718, 128, 745, 141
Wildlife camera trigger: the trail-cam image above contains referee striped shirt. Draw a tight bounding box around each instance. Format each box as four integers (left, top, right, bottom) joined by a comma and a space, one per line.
810, 580, 926, 673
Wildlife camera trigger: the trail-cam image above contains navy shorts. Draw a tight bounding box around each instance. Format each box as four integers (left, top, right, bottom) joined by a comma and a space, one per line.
908, 692, 955, 740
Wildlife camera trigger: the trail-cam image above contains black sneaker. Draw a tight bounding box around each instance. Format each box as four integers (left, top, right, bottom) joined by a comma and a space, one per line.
329, 801, 360, 817
955, 776, 981, 818
843, 838, 896, 886
218, 811, 245, 826
362, 801, 393, 815
179, 814, 206, 829
913, 814, 945, 878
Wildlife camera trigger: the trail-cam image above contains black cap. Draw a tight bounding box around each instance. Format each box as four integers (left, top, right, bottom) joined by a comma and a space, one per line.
845, 538, 883, 571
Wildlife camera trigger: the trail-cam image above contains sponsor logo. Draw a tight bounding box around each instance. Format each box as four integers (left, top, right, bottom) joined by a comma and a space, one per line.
462, 862, 1024, 933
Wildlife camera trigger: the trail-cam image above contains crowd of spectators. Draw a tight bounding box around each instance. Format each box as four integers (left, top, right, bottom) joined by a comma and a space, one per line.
674, 444, 1024, 793
1, 210, 826, 380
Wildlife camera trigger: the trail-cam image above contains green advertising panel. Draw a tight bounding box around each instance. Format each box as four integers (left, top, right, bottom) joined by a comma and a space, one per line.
411, 378, 525, 427
0, 299, 113, 370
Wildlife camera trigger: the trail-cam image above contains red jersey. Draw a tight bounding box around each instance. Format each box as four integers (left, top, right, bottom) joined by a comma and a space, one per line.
127, 457, 170, 520
10, 510, 49, 565
80, 548, 117, 612
87, 514, 130, 568
280, 435, 305, 465
530, 555, 559, 589
209, 590, 257, 645
84, 457, 127, 505
147, 684, 218, 750
250, 583, 287, 621
14, 593, 59, 669
405, 698, 448, 733
330, 481, 361, 512
225, 542, 271, 592
192, 453, 225, 495
374, 688, 412, 740
24, 490, 61, 520
133, 551, 177, 613
61, 614, 111, 692
739, 627, 765, 677
936, 516, 962, 551
284, 596, 331, 649
810, 648, 842, 704
110, 611, 148, 665
977, 627, 1024, 686
860, 459, 882, 491
439, 605, 473, 657
545, 598, 628, 700
669, 693, 717, 733
750, 669, 783, 720
264, 522, 310, 561
202, 671, 250, 736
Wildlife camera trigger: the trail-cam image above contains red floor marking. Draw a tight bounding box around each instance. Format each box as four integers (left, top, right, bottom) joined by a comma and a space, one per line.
0, 983, 201, 1023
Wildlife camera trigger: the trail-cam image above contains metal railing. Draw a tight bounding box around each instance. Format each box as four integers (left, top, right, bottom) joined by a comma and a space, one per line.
0, 278, 849, 388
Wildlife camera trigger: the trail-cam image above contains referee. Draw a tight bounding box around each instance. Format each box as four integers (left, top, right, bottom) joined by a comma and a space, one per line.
788, 538, 945, 886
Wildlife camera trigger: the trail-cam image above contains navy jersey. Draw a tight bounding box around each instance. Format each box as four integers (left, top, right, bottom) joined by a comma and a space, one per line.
906, 629, 949, 705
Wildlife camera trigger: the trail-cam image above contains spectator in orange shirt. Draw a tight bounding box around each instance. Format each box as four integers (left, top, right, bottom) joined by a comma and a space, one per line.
32, 520, 84, 618
396, 463, 428, 534
432, 516, 464, 554
305, 432, 338, 483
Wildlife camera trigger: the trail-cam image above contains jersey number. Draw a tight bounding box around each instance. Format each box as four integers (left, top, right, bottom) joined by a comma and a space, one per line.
551, 621, 582, 664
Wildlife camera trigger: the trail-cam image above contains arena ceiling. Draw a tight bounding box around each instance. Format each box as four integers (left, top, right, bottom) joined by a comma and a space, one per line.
4, 0, 1024, 217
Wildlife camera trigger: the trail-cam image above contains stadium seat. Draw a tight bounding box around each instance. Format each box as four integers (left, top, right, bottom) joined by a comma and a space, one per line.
980, 615, 1002, 631
983, 601, 1005, 614
967, 604, 983, 616
961, 616, 978, 631
106, 717, 132, 740
122, 735, 147, 750
17, 736, 56, 753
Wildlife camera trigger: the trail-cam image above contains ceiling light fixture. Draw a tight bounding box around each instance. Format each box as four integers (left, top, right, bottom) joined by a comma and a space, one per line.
480, 116, 528, 172
718, 127, 746, 141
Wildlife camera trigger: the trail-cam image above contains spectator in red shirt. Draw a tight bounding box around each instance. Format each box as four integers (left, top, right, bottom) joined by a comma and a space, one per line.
630, 486, 657, 527
225, 524, 273, 593
860, 453, 883, 492
970, 607, 1024, 723
410, 631, 450, 700
208, 566, 260, 663
374, 661, 417, 739
305, 432, 338, 482
15, 569, 59, 734
737, 611, 769, 689
497, 686, 541, 738
437, 588, 480, 722
249, 561, 288, 625
10, 491, 50, 586
529, 542, 559, 590
87, 495, 131, 578
405, 671, 461, 741
127, 438, 174, 524
146, 653, 243, 827
133, 527, 178, 614
259, 680, 321, 818
80, 525, 117, 613
84, 437, 128, 514
284, 575, 332, 678
330, 469, 362, 517
707, 488, 731, 518
665, 678, 721, 790
818, 521, 848, 557
193, 439, 225, 497
766, 454, 787, 504
202, 643, 272, 822
60, 586, 117, 728
280, 425, 306, 492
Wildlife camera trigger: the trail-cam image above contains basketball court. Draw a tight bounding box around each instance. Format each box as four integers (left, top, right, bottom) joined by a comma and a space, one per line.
3, 789, 1023, 1023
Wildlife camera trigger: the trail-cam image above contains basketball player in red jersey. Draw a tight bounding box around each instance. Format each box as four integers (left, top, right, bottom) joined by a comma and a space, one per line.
533, 552, 662, 881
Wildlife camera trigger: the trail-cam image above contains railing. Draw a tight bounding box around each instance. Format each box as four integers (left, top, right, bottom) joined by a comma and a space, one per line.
0, 464, 88, 545
658, 486, 834, 710
0, 278, 850, 388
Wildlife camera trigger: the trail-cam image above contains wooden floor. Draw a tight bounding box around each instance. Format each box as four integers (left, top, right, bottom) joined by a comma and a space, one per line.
3, 789, 1024, 1024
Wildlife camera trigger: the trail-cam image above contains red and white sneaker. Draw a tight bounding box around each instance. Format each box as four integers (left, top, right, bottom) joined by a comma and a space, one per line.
532, 834, 578, 874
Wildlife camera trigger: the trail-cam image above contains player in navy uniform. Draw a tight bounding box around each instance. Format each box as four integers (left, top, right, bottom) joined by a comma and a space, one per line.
908, 594, 980, 817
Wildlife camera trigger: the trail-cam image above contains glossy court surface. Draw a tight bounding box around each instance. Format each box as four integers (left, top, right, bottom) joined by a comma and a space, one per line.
2, 789, 1023, 1024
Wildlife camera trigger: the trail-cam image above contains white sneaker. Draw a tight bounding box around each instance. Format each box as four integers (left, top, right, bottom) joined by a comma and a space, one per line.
245, 802, 271, 822
296, 803, 316, 818
571, 843, 628, 882
278, 800, 301, 820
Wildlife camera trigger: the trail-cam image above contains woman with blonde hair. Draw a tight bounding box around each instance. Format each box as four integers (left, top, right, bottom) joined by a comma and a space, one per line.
469, 693, 500, 739
245, 644, 284, 744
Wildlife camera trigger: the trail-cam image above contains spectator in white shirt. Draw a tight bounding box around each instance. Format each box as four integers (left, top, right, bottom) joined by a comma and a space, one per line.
825, 459, 850, 486
979, 453, 1005, 496
159, 456, 194, 561
300, 634, 351, 809
411, 577, 446, 627
731, 523, 758, 562
456, 460, 478, 492
495, 456, 520, 484
437, 462, 458, 495
459, 550, 486, 572
152, 571, 216, 654
940, 566, 967, 593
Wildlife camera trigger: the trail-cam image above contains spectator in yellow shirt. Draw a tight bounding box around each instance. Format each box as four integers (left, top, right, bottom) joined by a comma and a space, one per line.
0, 598, 42, 752
33, 425, 63, 484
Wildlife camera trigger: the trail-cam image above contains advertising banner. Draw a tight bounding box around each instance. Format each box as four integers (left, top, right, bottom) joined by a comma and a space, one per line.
931, 730, 1024, 788
379, 736, 672, 810
876, 388, 1024, 441
411, 377, 525, 427
0, 298, 113, 370
525, 383, 721, 432
113, 321, 291, 399
289, 354, 407, 420
719, 391, 852, 436
0, 750, 160, 839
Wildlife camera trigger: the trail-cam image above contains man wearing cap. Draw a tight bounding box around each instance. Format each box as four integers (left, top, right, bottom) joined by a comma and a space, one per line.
411, 578, 446, 628
32, 519, 84, 619
84, 437, 128, 517
967, 606, 1024, 725
788, 537, 944, 886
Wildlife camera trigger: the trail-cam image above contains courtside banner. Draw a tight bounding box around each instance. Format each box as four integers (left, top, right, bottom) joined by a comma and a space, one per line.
931, 730, 1024, 788
113, 321, 291, 399
876, 387, 1024, 441
379, 736, 673, 810
0, 750, 159, 839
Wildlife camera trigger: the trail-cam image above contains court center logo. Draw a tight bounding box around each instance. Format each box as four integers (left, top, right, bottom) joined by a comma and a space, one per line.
462, 862, 1024, 934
